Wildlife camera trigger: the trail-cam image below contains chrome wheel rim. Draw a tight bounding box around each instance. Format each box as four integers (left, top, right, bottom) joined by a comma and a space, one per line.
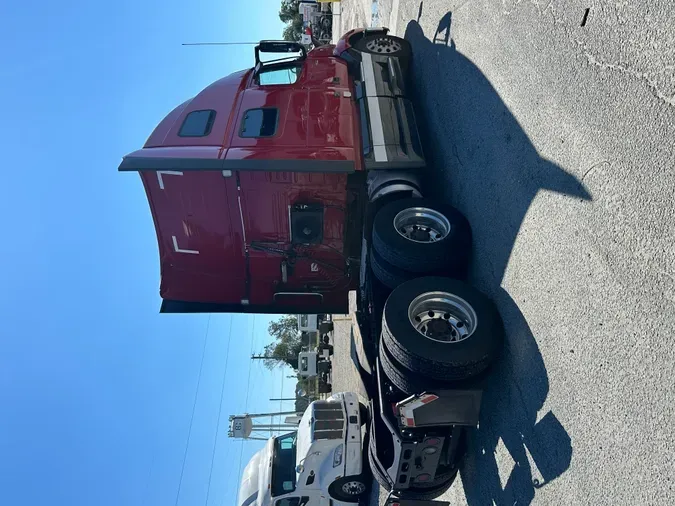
408, 291, 477, 343
394, 207, 451, 243
342, 481, 366, 495
365, 37, 402, 54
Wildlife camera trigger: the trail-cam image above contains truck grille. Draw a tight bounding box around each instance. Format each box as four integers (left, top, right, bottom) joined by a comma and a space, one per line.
312, 401, 344, 440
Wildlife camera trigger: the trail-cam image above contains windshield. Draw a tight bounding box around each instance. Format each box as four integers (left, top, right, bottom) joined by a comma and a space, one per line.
271, 431, 298, 496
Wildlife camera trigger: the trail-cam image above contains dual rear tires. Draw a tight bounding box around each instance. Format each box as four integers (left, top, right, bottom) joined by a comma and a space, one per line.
371, 198, 472, 289
371, 199, 503, 390
380, 276, 504, 392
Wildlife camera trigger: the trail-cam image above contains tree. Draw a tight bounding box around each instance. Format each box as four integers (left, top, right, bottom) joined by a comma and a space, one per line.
262, 315, 301, 369
279, 0, 304, 42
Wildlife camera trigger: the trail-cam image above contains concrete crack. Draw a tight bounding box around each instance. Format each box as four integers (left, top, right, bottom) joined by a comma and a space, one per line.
581, 160, 610, 183
577, 41, 675, 107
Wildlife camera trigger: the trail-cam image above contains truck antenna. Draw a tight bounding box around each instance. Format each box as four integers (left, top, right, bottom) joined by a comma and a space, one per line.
181, 42, 259, 46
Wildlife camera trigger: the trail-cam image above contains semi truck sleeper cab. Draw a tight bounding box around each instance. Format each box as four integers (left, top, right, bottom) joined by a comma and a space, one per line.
120, 28, 505, 503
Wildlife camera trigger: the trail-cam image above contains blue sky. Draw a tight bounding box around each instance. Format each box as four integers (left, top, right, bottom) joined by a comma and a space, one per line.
0, 1, 297, 505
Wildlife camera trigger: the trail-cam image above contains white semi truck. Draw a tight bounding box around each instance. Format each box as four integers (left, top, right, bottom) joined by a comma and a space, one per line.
237, 392, 369, 506
297, 314, 334, 338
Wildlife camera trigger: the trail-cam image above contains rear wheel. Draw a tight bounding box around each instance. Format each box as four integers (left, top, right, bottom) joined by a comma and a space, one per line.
370, 248, 415, 289
373, 198, 472, 278
382, 277, 504, 381
328, 475, 370, 503
379, 337, 454, 395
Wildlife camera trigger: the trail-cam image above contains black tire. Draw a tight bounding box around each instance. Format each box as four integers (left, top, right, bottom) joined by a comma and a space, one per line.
354, 34, 411, 60
373, 198, 472, 276
359, 402, 370, 426
379, 337, 455, 395
370, 248, 415, 289
328, 475, 370, 502
382, 277, 503, 381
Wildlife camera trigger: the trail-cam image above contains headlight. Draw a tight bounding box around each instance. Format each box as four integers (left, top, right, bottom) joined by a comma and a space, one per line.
333, 444, 344, 467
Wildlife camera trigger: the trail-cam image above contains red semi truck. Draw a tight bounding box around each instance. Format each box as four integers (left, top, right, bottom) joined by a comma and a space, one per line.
120, 28, 504, 502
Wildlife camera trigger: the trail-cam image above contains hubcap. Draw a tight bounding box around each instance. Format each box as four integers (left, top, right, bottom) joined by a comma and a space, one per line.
393, 207, 451, 243
342, 481, 366, 495
408, 291, 477, 343
365, 36, 402, 54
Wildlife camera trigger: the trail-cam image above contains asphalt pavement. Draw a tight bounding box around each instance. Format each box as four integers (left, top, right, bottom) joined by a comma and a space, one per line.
330, 1, 675, 504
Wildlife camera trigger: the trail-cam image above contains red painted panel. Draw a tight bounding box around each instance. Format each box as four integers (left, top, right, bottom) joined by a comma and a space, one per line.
229, 88, 309, 149
225, 146, 355, 161
237, 170, 349, 306
141, 170, 245, 304
128, 52, 363, 309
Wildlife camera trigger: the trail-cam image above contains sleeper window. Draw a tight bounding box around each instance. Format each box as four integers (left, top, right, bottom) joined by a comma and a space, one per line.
240, 108, 278, 138
178, 110, 216, 137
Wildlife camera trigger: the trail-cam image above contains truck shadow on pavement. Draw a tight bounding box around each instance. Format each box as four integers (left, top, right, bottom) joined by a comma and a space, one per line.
403, 14, 588, 505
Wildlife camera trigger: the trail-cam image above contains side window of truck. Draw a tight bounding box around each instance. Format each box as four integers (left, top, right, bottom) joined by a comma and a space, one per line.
258, 64, 302, 86
240, 108, 278, 137
178, 110, 216, 137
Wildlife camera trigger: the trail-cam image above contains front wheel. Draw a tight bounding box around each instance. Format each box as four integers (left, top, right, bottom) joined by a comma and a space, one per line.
328, 475, 370, 503
354, 34, 411, 59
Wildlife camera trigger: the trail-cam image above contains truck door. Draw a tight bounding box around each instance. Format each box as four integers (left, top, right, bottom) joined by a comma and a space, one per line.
303, 51, 355, 151
221, 46, 352, 313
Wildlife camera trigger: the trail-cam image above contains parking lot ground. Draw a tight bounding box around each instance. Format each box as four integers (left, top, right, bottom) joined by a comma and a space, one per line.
329, 1, 675, 504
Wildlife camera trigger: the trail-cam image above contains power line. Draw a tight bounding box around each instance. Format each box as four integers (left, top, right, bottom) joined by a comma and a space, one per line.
205, 315, 234, 506
174, 314, 212, 506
